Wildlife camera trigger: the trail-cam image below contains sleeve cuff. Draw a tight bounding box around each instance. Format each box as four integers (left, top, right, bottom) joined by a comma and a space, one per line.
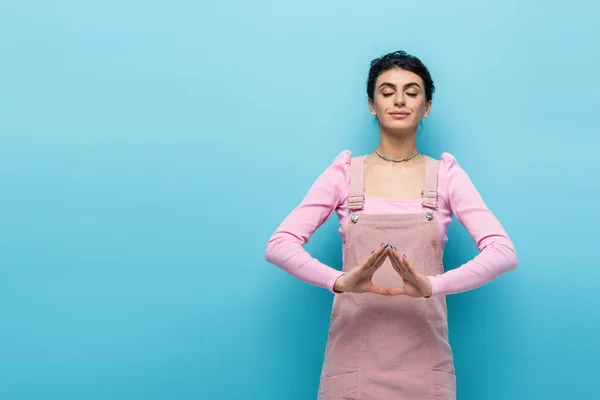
427, 275, 441, 297
327, 271, 345, 294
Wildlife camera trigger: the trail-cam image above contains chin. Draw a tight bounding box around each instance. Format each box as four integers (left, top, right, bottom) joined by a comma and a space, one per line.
381, 120, 418, 134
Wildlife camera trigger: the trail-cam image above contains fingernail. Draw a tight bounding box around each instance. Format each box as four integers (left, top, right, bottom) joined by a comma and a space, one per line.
381, 242, 384, 246
371, 250, 375, 253
402, 253, 406, 257
393, 246, 398, 251
385, 244, 389, 248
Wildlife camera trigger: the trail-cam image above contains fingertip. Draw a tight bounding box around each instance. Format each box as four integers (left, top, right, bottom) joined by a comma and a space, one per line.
372, 286, 388, 296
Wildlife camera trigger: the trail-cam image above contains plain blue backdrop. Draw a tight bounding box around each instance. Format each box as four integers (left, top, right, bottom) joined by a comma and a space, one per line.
1, 1, 599, 399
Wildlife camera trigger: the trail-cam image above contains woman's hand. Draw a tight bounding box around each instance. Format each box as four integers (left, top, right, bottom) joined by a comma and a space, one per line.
388, 249, 433, 298
333, 244, 392, 295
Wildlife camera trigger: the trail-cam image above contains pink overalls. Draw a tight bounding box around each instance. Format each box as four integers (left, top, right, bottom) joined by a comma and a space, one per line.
317, 155, 456, 399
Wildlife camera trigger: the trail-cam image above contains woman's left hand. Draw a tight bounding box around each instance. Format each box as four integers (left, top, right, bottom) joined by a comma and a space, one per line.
388, 249, 433, 298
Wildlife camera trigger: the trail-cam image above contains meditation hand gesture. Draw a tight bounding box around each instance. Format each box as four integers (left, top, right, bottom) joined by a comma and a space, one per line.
333, 244, 432, 298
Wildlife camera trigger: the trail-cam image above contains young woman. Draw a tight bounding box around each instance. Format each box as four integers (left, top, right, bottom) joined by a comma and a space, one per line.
265, 50, 518, 400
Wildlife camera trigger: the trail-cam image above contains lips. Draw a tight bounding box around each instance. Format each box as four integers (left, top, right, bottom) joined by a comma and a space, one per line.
389, 110, 410, 116
388, 110, 410, 119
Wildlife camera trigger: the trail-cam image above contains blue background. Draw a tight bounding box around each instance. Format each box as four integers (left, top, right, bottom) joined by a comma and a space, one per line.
1, 1, 598, 399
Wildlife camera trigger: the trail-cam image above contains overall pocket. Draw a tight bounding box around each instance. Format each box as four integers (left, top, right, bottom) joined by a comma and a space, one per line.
317, 371, 358, 400
431, 370, 456, 400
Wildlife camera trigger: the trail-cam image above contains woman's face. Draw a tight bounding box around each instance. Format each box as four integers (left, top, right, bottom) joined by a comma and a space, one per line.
369, 68, 431, 133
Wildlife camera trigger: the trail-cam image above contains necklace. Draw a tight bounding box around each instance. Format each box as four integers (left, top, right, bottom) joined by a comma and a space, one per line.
374, 149, 419, 163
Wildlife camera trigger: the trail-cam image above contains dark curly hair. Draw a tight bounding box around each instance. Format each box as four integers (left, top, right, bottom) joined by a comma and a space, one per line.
367, 51, 435, 103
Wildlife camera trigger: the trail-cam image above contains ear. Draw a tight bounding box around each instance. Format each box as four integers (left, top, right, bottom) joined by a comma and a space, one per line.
368, 98, 377, 116
422, 100, 432, 118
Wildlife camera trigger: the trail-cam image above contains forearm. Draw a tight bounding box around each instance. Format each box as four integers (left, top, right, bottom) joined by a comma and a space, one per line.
428, 243, 518, 296
265, 235, 344, 293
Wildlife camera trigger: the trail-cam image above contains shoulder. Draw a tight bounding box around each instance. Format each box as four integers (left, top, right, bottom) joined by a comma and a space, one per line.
331, 149, 352, 168
438, 152, 460, 171
323, 150, 354, 207
432, 152, 464, 180
314, 149, 352, 190
329, 148, 371, 175
334, 149, 369, 182
432, 152, 470, 204
320, 149, 351, 179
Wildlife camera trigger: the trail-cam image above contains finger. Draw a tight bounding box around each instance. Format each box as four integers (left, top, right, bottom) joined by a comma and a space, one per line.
361, 244, 385, 270
390, 249, 408, 274
387, 287, 406, 296
366, 244, 390, 271
374, 245, 392, 266
398, 253, 412, 274
392, 256, 411, 282
388, 247, 401, 264
402, 254, 421, 277
388, 250, 403, 274
371, 243, 387, 258
369, 248, 390, 273
368, 285, 390, 296
404, 256, 417, 272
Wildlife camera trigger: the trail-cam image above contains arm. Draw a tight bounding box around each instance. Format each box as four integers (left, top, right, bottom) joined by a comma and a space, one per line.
264, 151, 350, 293
428, 153, 518, 296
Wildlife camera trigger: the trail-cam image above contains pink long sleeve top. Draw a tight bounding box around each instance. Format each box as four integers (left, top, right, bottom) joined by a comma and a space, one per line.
265, 150, 518, 296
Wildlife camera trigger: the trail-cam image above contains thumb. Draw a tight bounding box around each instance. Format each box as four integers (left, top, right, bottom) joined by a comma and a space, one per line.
387, 287, 406, 296
368, 285, 390, 296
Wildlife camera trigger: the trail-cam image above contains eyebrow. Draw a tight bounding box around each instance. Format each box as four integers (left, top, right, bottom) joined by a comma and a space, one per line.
378, 82, 422, 90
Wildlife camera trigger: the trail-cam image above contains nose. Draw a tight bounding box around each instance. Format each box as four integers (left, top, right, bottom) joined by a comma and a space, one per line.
394, 92, 405, 106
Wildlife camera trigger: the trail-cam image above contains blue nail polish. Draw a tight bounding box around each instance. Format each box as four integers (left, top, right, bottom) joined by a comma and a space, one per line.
385, 244, 389, 248
381, 242, 384, 246
394, 246, 398, 251
371, 250, 375, 253
402, 253, 406, 257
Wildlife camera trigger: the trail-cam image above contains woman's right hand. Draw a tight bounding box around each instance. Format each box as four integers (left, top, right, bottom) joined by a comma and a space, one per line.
333, 243, 391, 295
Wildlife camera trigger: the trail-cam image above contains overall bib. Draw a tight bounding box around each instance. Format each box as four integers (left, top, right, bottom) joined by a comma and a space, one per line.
317, 155, 456, 400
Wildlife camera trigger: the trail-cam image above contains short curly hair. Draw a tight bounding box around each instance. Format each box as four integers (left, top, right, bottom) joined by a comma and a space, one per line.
367, 51, 435, 103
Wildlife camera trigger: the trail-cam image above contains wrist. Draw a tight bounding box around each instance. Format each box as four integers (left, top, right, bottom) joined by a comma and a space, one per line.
424, 277, 434, 298
333, 273, 346, 293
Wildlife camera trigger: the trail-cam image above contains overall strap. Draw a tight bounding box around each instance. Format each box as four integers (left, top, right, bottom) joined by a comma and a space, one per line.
348, 156, 366, 211
421, 157, 440, 210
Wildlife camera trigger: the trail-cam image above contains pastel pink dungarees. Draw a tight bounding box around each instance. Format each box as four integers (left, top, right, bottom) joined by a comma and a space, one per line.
317, 155, 456, 400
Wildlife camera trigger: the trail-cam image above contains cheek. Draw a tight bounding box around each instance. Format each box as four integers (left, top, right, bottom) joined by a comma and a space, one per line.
410, 98, 427, 111
371, 99, 386, 113
375, 96, 394, 110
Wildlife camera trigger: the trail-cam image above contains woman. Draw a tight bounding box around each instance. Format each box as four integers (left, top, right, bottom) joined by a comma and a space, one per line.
264, 50, 518, 400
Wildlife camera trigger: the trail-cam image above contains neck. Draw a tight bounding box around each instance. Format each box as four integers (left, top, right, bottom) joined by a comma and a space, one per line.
377, 130, 418, 160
